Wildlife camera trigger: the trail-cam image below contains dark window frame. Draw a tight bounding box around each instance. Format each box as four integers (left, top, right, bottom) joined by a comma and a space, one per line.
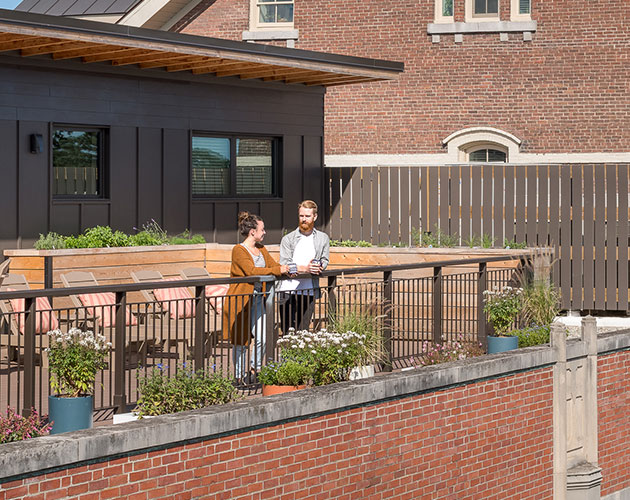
52, 124, 108, 200
191, 132, 281, 199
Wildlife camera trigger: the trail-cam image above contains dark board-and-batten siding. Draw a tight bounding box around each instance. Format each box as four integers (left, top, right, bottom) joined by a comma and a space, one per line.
0, 54, 325, 253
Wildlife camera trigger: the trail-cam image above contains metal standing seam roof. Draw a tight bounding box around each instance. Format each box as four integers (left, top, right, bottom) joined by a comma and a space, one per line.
15, 0, 143, 17
0, 9, 404, 87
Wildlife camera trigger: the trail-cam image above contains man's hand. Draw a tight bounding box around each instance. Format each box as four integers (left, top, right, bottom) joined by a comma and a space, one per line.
308, 260, 322, 275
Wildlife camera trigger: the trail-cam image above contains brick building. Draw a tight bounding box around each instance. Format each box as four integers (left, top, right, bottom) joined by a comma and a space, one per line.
19, 0, 629, 167
169, 0, 630, 168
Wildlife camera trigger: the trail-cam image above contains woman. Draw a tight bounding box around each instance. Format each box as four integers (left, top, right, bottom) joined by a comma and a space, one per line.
222, 212, 289, 382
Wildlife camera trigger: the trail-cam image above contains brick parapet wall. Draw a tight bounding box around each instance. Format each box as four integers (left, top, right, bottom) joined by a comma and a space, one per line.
598, 345, 630, 497
1, 332, 629, 499
179, 0, 630, 156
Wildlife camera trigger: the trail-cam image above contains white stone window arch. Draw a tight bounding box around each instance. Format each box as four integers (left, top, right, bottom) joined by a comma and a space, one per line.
442, 127, 522, 163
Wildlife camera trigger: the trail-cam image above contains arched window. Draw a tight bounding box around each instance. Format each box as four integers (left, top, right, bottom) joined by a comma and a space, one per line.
442, 127, 521, 163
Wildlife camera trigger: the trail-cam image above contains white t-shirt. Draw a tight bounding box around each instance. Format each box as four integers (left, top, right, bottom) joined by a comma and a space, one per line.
279, 233, 316, 294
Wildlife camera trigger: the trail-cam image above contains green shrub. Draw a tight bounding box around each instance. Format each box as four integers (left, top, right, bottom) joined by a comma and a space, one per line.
510, 325, 551, 347
413, 225, 458, 248
34, 232, 67, 250
32, 221, 205, 249
503, 238, 528, 249
329, 239, 372, 247
522, 280, 561, 327
258, 359, 312, 386
135, 363, 239, 417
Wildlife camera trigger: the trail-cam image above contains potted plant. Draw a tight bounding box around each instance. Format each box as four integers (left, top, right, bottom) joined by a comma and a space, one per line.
129, 363, 239, 420
258, 359, 312, 396
482, 285, 523, 353
278, 329, 377, 386
46, 328, 111, 434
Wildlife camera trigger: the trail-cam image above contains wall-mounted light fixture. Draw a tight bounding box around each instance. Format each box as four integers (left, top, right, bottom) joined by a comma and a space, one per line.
30, 133, 44, 154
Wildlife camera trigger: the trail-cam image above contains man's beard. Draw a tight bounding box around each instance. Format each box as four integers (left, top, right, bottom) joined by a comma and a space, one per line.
300, 220, 314, 232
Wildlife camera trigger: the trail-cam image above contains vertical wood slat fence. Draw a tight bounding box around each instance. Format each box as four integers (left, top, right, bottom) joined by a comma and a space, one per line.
325, 164, 630, 313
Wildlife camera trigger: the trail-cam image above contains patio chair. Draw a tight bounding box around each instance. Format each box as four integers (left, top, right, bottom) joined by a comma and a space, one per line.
60, 271, 150, 367
0, 273, 56, 366
131, 270, 197, 360
0, 258, 10, 284
179, 267, 229, 315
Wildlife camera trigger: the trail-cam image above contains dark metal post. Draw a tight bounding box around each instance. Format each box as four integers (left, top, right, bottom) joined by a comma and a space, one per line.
478, 263, 488, 350
44, 256, 53, 289
44, 255, 54, 308
327, 275, 337, 323
265, 280, 275, 364
433, 266, 442, 344
383, 271, 393, 372
113, 292, 127, 414
22, 297, 36, 417
194, 285, 205, 372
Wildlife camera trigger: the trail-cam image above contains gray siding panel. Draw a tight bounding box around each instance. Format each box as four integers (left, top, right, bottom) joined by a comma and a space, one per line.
0, 121, 18, 249
50, 204, 81, 236
17, 121, 49, 248
137, 127, 162, 229
109, 126, 137, 232
162, 128, 189, 234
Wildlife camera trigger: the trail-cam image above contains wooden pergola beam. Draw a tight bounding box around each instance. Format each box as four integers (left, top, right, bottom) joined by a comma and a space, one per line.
0, 12, 403, 87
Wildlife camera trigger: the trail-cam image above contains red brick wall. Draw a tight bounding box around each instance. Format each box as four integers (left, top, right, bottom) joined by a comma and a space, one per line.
1, 368, 554, 499
598, 349, 630, 496
178, 0, 630, 156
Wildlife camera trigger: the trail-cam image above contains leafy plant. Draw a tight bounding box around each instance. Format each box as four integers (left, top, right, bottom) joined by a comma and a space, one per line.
503, 238, 528, 249
32, 221, 205, 249
278, 329, 374, 386
482, 285, 523, 337
413, 225, 458, 248
0, 407, 52, 443
258, 359, 312, 387
46, 328, 111, 397
510, 325, 551, 348
409, 336, 484, 366
330, 239, 372, 247
521, 280, 561, 327
327, 304, 385, 367
34, 232, 67, 250
135, 363, 239, 417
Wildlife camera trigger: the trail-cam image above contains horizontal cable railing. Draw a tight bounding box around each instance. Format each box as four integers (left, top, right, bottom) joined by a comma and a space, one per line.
0, 253, 536, 419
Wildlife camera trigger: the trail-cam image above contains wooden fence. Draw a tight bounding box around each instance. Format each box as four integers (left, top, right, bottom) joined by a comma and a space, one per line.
324, 164, 630, 313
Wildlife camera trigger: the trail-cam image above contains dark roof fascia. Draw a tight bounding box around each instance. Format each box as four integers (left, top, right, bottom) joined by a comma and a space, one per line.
0, 8, 404, 74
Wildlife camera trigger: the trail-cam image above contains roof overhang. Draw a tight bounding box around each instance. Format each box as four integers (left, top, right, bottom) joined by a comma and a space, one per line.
0, 9, 404, 87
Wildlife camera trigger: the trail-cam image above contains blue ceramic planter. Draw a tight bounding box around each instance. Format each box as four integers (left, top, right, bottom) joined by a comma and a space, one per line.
48, 395, 93, 434
487, 335, 518, 354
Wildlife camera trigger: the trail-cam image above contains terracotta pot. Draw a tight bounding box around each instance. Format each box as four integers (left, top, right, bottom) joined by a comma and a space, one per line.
262, 384, 306, 396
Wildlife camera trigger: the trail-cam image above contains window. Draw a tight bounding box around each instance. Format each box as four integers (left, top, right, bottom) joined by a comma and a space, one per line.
474, 0, 498, 15
465, 0, 499, 21
511, 0, 531, 20
434, 0, 454, 23
468, 148, 507, 162
52, 126, 106, 198
192, 135, 278, 197
250, 0, 294, 30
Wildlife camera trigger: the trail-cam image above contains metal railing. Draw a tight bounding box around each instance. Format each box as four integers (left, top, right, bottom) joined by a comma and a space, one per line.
0, 253, 534, 420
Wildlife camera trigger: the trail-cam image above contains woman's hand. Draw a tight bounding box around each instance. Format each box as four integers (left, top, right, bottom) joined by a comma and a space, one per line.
280, 264, 290, 274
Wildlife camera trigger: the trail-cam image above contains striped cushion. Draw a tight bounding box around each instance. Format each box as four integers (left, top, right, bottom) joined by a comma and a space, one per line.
153, 278, 194, 319
79, 292, 138, 328
205, 284, 229, 314
8, 291, 59, 334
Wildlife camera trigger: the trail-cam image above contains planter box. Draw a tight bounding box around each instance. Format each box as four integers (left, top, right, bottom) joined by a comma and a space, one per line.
4, 244, 536, 289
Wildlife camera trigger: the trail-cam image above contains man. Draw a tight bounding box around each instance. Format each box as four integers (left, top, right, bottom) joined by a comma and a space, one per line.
279, 200, 330, 331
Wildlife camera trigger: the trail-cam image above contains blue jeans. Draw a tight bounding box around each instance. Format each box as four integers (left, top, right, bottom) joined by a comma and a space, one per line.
232, 292, 265, 378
